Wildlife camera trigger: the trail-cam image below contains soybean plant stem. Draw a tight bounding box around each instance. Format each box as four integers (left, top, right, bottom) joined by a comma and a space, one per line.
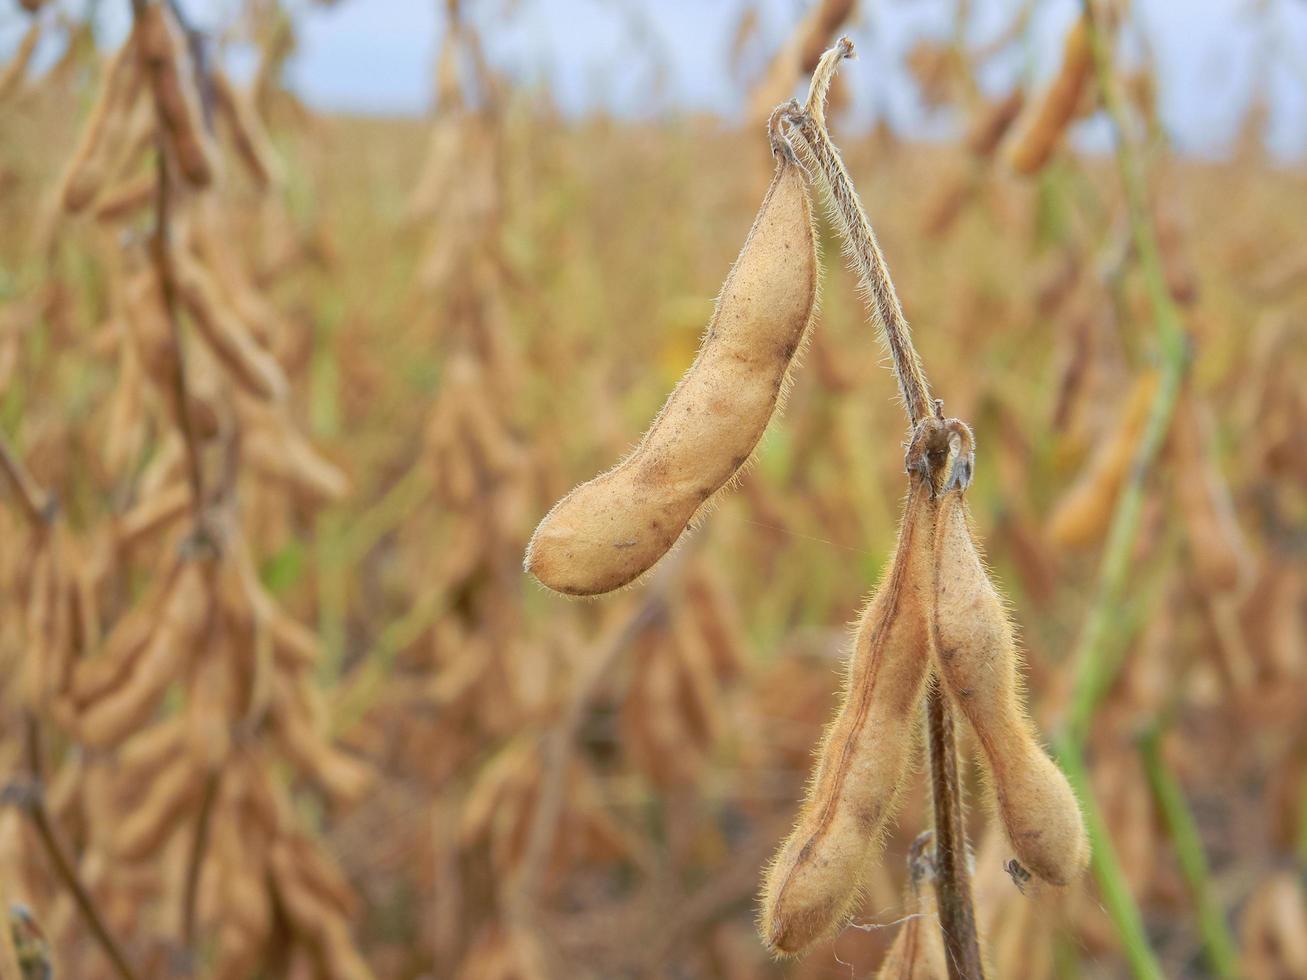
790, 38, 934, 426
0, 874, 21, 980
1137, 726, 1239, 979
791, 38, 981, 979
128, 0, 209, 527
13, 786, 140, 980
926, 681, 986, 980
152, 131, 208, 526
1065, 0, 1188, 746
182, 772, 221, 953
6, 720, 140, 980
1052, 4, 1190, 978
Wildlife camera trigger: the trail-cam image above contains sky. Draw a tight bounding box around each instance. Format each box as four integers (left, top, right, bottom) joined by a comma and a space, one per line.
4, 0, 1307, 160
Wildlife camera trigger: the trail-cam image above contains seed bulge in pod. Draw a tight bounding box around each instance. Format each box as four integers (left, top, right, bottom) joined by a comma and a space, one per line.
525, 149, 818, 596
760, 475, 936, 956
932, 490, 1088, 886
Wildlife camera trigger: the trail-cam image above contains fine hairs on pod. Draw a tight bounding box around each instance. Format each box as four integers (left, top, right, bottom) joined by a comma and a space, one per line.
525, 119, 818, 597
759, 420, 953, 957
931, 484, 1089, 886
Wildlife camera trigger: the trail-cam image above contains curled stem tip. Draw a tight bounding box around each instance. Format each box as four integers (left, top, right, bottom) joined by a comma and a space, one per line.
780, 54, 934, 426
803, 35, 855, 128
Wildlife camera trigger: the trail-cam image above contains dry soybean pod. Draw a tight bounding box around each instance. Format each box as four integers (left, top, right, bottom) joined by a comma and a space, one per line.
114, 753, 202, 860
1004, 16, 1091, 175
93, 173, 156, 224
59, 36, 145, 213
212, 68, 282, 189
525, 116, 818, 596
1046, 370, 1157, 549
137, 1, 214, 187
171, 248, 288, 401
932, 485, 1088, 886
0, 18, 42, 102
965, 88, 1025, 160
760, 439, 939, 957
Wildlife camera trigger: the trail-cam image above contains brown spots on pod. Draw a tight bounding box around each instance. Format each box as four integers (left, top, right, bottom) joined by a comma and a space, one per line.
760, 473, 938, 956
525, 152, 818, 596
932, 490, 1089, 887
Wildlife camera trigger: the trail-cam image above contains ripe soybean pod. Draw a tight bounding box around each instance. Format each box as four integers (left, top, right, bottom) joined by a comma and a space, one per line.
525, 114, 818, 596
1004, 16, 1092, 175
759, 422, 949, 956
931, 487, 1089, 886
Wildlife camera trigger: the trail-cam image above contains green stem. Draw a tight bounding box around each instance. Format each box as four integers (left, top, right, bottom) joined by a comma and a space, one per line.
1052, 11, 1191, 977
337, 464, 434, 564
330, 586, 449, 736
1137, 726, 1240, 979
1054, 737, 1164, 980
1066, 0, 1189, 744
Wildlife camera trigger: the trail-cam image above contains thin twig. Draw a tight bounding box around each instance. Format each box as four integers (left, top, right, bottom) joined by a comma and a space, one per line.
182, 772, 221, 953
127, 0, 208, 526
926, 681, 984, 979
151, 130, 207, 524
1063, 0, 1188, 743
1137, 725, 1239, 979
1049, 4, 1189, 977
788, 38, 933, 425
3, 779, 139, 980
510, 549, 690, 911
0, 436, 55, 529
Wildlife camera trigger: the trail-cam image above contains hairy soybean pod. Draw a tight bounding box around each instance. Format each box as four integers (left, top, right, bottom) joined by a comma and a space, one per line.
760, 478, 936, 956
525, 148, 818, 596
932, 491, 1088, 886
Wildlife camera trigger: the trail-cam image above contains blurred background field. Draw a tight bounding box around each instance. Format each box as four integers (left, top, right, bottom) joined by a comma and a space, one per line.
0, 1, 1305, 978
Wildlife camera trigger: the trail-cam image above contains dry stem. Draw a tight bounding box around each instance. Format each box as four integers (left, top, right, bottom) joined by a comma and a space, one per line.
2, 773, 139, 980
926, 681, 984, 979
510, 548, 691, 912
784, 37, 982, 978
181, 772, 221, 953
787, 38, 934, 425
0, 876, 23, 980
